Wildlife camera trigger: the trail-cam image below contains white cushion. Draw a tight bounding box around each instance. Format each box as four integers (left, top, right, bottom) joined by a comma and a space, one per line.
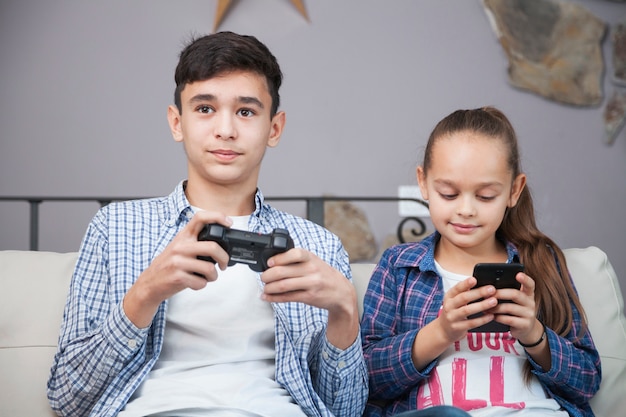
0, 247, 624, 416
351, 246, 626, 416
0, 250, 77, 417
562, 247, 626, 416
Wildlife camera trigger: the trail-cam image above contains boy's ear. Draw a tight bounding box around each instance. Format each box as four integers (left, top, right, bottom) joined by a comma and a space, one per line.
416, 166, 429, 200
167, 105, 184, 142
508, 173, 527, 207
267, 111, 286, 148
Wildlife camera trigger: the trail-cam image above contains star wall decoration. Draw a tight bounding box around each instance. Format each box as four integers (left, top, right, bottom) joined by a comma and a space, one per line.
213, 0, 309, 32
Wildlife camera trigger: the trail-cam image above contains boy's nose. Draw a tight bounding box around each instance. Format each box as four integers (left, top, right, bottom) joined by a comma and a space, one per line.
214, 114, 236, 140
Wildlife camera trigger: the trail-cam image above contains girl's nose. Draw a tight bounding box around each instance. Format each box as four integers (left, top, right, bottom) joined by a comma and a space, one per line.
457, 195, 477, 217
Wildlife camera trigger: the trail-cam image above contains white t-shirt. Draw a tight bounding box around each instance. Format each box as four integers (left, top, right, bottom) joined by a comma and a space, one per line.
430, 262, 567, 416
119, 216, 306, 417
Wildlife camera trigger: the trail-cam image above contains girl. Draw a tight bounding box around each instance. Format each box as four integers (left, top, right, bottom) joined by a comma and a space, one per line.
361, 107, 601, 417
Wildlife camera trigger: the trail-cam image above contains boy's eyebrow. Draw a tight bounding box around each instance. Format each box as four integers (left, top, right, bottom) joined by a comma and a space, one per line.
238, 96, 264, 108
189, 93, 216, 103
188, 94, 264, 109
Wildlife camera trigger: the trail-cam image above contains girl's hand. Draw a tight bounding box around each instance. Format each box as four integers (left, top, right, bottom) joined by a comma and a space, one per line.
412, 277, 499, 370
491, 272, 540, 342
492, 272, 551, 369
439, 276, 501, 341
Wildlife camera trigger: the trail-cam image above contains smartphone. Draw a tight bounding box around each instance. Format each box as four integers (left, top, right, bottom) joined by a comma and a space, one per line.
468, 263, 524, 332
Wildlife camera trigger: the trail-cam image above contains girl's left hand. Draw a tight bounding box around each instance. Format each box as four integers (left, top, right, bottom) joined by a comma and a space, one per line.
496, 272, 551, 370
491, 271, 540, 342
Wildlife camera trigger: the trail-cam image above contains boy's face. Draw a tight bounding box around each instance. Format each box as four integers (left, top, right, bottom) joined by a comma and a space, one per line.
168, 70, 285, 192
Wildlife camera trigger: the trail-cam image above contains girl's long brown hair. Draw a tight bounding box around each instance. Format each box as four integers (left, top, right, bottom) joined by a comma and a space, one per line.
423, 107, 588, 381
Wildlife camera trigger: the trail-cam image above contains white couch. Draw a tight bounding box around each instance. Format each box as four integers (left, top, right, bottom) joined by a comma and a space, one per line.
1, 247, 625, 416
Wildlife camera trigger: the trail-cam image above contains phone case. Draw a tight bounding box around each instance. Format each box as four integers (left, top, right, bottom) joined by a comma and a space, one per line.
468, 263, 524, 332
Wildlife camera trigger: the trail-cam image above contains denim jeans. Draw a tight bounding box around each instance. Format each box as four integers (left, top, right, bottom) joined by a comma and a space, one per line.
394, 405, 471, 417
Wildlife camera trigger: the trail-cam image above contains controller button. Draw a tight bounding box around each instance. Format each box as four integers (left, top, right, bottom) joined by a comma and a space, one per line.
208, 225, 224, 238
273, 236, 288, 248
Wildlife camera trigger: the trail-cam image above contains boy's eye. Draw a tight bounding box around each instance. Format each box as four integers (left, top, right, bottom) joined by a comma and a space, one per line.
439, 193, 457, 200
238, 108, 255, 117
196, 105, 214, 114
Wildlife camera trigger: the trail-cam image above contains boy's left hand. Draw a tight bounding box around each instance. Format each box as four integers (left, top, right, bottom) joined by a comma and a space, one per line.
260, 248, 359, 349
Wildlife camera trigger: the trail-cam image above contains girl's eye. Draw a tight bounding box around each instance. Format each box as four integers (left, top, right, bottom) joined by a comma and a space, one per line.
439, 193, 457, 200
478, 195, 496, 202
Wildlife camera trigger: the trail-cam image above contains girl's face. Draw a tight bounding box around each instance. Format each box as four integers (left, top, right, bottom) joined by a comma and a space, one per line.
417, 131, 525, 256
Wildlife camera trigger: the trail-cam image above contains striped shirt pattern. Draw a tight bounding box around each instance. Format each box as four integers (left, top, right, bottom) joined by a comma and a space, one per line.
47, 181, 368, 417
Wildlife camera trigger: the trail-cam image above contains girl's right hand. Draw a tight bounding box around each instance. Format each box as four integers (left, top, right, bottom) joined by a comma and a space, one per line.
439, 277, 499, 341
412, 277, 498, 370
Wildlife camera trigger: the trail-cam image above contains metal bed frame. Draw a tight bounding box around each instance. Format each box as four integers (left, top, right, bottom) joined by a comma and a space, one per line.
0, 196, 429, 251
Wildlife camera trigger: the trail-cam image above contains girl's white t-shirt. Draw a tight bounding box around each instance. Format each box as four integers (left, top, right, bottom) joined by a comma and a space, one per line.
119, 215, 306, 417
432, 261, 567, 416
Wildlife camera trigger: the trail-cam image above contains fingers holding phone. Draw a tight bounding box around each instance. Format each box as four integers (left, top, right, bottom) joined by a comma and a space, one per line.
467, 263, 524, 332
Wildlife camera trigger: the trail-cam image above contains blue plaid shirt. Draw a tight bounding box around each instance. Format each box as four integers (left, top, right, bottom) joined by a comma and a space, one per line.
47, 181, 368, 417
360, 233, 601, 417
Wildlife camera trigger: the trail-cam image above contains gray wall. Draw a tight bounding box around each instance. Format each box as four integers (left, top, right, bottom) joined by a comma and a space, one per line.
1, 0, 625, 301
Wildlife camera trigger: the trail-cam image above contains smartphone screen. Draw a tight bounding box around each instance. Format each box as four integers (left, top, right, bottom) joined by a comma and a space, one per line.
468, 263, 524, 332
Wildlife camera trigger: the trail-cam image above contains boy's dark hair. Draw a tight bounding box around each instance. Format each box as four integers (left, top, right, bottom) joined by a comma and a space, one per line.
174, 31, 283, 117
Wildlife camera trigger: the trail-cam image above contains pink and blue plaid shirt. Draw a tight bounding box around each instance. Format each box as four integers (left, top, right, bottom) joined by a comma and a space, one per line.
360, 233, 601, 417
47, 181, 368, 417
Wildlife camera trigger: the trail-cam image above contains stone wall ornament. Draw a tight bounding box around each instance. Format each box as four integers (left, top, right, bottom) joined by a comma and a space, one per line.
602, 19, 626, 145
482, 0, 606, 106
612, 20, 626, 86
603, 90, 626, 145
323, 199, 378, 262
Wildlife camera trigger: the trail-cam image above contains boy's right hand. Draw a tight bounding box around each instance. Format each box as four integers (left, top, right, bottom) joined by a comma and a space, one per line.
122, 211, 233, 328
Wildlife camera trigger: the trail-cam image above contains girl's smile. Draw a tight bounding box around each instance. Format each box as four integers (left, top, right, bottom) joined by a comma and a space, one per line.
449, 222, 479, 234
418, 131, 524, 261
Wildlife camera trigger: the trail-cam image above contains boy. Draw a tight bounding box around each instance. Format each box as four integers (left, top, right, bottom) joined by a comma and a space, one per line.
47, 31, 367, 417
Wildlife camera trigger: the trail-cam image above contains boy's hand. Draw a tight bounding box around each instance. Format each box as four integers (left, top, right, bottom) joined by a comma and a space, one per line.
123, 211, 232, 328
260, 249, 359, 349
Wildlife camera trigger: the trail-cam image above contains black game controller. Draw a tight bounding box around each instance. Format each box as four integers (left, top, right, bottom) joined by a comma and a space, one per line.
197, 224, 294, 272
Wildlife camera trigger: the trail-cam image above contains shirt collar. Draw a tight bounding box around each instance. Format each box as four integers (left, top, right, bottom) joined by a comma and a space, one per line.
394, 231, 520, 273
163, 180, 192, 227
252, 187, 266, 217
164, 180, 267, 227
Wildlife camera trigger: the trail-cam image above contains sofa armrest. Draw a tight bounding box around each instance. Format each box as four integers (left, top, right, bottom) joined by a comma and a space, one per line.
563, 247, 626, 416
0, 250, 78, 417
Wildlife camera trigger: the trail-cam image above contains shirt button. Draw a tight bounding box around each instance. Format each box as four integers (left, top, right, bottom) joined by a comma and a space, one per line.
337, 361, 346, 369
322, 351, 329, 360
127, 339, 137, 349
